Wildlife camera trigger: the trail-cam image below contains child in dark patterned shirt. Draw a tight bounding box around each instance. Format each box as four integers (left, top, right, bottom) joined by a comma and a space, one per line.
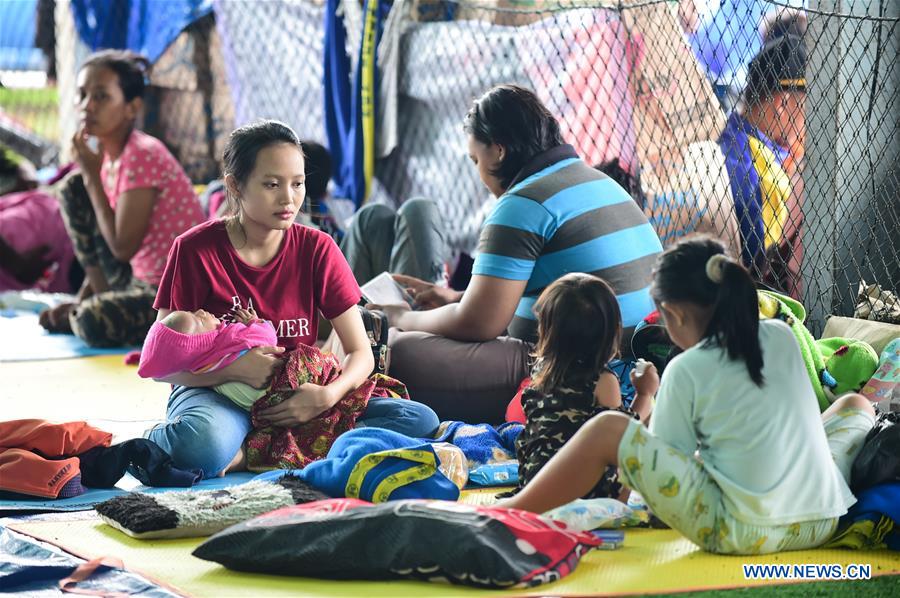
510, 273, 655, 501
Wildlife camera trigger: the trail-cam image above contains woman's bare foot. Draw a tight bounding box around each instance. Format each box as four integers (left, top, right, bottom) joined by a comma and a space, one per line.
38, 302, 76, 333
219, 446, 247, 477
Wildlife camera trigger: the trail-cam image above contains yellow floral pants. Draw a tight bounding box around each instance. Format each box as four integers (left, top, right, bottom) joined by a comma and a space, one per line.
616, 407, 875, 554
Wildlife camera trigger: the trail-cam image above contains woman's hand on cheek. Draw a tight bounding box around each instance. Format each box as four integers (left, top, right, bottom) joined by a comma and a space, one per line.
71, 129, 104, 180
256, 383, 338, 426
228, 345, 285, 388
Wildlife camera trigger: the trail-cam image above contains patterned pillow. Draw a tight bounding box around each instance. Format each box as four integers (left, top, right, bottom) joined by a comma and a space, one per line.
96, 477, 327, 539
193, 499, 603, 588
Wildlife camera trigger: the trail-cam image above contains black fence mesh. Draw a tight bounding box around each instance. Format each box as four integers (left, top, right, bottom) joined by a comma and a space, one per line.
0, 0, 897, 334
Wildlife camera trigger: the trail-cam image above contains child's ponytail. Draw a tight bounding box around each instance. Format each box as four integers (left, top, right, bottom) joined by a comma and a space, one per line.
705, 254, 764, 386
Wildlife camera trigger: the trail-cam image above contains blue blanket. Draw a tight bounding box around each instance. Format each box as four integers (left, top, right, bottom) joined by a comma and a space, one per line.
432, 421, 523, 467
253, 428, 459, 502
0, 472, 256, 513
827, 482, 900, 550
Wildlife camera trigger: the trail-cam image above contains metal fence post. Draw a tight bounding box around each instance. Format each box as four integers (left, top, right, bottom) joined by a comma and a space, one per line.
803, 0, 842, 334
830, 0, 900, 321
805, 0, 899, 333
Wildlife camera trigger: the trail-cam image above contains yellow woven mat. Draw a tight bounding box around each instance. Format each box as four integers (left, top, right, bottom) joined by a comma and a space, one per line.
6, 351, 899, 596
2, 354, 165, 423
9, 511, 898, 597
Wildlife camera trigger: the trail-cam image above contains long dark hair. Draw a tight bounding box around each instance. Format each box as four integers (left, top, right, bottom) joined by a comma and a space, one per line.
221, 119, 304, 216
531, 273, 622, 394
81, 50, 151, 101
463, 84, 564, 191
594, 159, 646, 209
651, 236, 764, 386
299, 140, 332, 202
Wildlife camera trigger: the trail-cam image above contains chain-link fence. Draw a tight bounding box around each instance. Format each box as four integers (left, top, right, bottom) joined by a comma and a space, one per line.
0, 0, 897, 334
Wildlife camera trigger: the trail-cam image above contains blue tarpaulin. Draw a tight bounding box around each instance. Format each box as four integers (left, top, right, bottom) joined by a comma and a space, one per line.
0, 0, 44, 71
687, 0, 805, 89
0, 524, 178, 596
323, 0, 391, 208
69, 0, 213, 62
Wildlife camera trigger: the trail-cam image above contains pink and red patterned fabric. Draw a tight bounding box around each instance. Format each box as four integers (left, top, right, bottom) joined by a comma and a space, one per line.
246, 344, 408, 471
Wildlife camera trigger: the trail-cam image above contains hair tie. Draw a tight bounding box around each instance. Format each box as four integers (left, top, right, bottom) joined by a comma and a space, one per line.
705, 254, 729, 284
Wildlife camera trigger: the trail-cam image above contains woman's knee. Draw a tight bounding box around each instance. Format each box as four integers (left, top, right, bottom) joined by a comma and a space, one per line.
396, 198, 437, 222
151, 418, 243, 478
56, 172, 91, 216
149, 387, 250, 477
360, 397, 440, 438
587, 411, 633, 459
353, 202, 396, 233
589, 409, 632, 432
831, 393, 876, 417
69, 296, 152, 347
401, 399, 441, 437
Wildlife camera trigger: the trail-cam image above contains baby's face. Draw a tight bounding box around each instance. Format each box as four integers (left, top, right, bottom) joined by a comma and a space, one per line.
165, 309, 221, 334
189, 309, 221, 333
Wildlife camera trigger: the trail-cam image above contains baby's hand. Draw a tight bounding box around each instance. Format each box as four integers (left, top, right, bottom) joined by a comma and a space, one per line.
227, 345, 284, 388
630, 359, 660, 397
233, 307, 259, 325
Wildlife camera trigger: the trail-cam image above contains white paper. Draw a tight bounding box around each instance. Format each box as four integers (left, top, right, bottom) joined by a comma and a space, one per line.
360, 272, 413, 307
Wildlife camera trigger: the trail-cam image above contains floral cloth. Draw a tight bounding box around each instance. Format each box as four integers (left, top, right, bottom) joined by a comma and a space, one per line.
246, 344, 408, 471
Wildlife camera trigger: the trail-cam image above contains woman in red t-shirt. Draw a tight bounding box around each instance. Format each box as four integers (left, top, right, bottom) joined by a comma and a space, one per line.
147, 121, 438, 477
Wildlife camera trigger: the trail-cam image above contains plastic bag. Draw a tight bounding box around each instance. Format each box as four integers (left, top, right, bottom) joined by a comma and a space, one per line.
543, 498, 649, 531
468, 461, 518, 487
432, 442, 468, 490
850, 411, 900, 493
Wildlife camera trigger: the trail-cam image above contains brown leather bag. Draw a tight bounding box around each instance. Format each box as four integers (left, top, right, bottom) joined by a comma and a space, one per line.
320, 305, 391, 376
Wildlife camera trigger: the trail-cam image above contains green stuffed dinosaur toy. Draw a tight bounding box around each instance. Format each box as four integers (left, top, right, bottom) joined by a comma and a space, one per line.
757, 290, 878, 411
817, 338, 879, 403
